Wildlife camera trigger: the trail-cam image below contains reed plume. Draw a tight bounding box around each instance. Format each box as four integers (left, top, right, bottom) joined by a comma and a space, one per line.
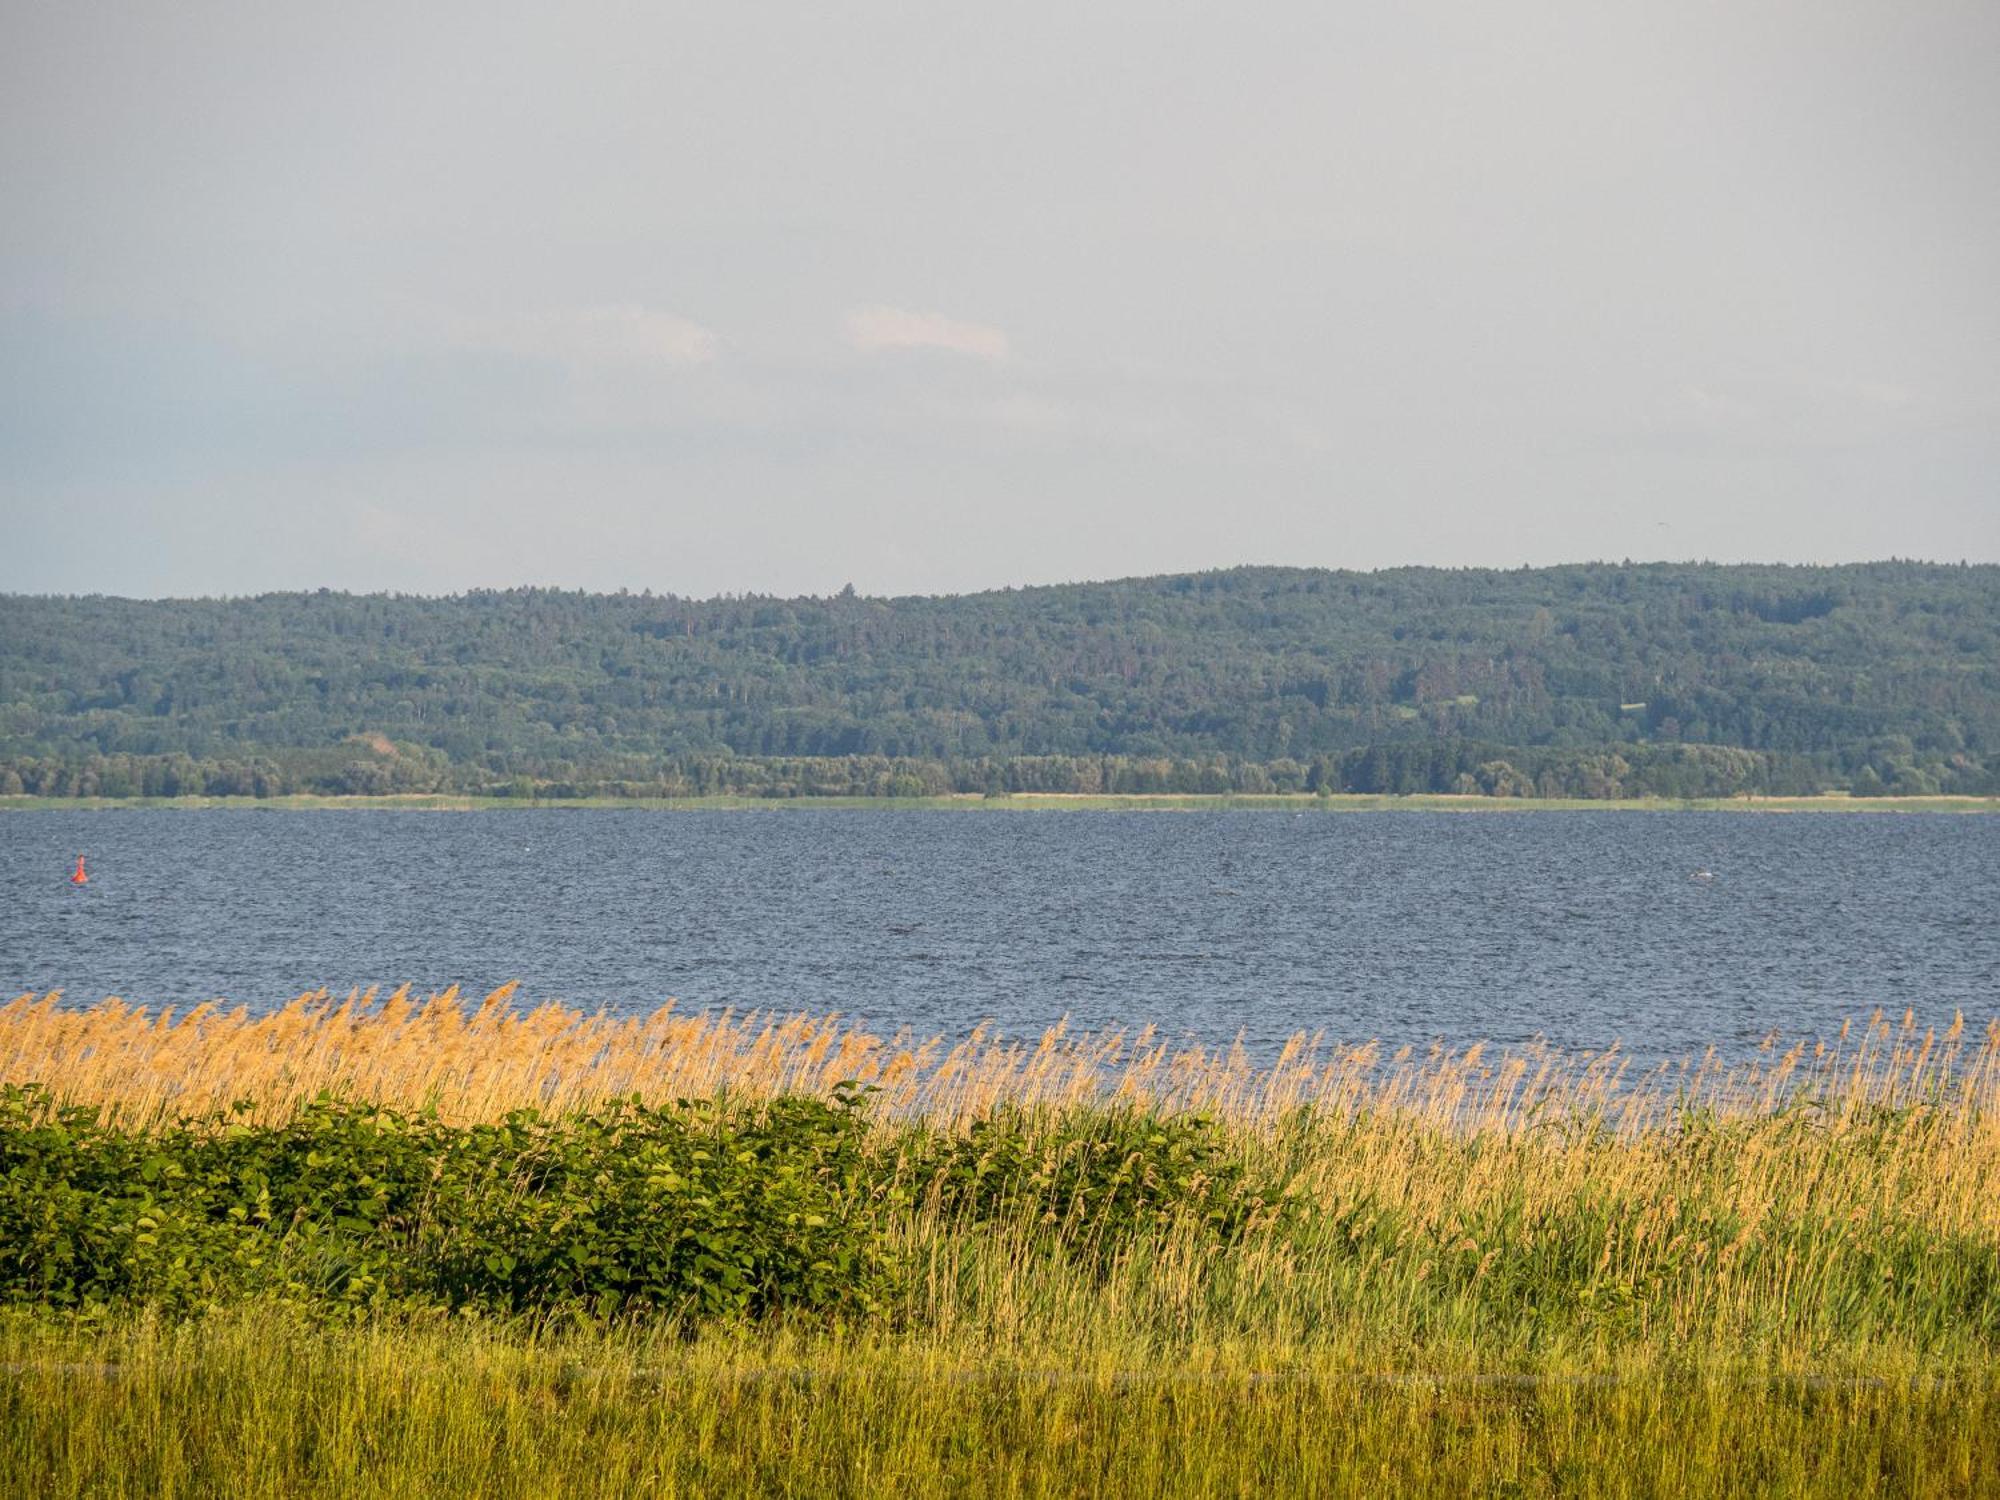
4, 986, 1994, 1139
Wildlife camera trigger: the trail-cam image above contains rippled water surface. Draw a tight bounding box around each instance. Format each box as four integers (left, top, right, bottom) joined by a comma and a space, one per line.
3, 809, 1994, 1059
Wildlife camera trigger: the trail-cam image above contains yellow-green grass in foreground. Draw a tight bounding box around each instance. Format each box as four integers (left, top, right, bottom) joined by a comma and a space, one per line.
6, 998, 1998, 1496
4, 1310, 1994, 1499
5, 791, 1997, 812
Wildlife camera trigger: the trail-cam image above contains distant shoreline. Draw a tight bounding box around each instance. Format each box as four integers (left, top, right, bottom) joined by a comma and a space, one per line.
4, 791, 1996, 814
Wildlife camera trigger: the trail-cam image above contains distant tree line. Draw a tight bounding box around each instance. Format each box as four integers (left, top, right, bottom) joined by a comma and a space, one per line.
0, 739, 1979, 801
1, 562, 1993, 799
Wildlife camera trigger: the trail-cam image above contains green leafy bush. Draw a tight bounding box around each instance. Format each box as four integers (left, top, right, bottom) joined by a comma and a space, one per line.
0, 1086, 1287, 1322
893, 1106, 1287, 1254
0, 1084, 894, 1321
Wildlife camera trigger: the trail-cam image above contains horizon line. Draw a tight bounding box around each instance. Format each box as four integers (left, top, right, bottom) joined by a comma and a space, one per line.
4, 557, 1994, 608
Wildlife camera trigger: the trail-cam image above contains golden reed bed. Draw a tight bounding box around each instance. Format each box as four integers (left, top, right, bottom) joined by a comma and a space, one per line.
3, 984, 1996, 1131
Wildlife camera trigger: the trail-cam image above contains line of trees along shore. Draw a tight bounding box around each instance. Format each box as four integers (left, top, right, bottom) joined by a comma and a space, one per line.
0, 743, 1853, 801
2, 562, 1993, 799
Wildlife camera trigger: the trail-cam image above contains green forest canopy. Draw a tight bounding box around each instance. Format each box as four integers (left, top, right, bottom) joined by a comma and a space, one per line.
1, 562, 1993, 798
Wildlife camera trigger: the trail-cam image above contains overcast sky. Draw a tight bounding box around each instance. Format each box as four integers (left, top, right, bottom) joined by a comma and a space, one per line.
3, 0, 1996, 598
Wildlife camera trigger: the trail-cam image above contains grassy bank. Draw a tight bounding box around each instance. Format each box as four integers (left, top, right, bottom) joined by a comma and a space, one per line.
5, 791, 1997, 813
5, 1311, 1993, 1498
3, 998, 1997, 1494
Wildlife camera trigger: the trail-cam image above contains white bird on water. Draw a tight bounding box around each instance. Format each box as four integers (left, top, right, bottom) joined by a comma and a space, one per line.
1689, 869, 1715, 882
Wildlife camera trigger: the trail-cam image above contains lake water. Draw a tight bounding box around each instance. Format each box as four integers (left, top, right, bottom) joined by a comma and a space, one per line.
2, 809, 1994, 1060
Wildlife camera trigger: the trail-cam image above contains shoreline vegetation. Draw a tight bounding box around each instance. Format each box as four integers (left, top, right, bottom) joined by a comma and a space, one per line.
5, 790, 1998, 813
3, 993, 1997, 1494
7, 567, 1998, 809
8, 984, 1996, 1123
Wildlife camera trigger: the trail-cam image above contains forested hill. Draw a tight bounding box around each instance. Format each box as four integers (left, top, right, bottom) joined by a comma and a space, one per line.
2, 563, 1995, 799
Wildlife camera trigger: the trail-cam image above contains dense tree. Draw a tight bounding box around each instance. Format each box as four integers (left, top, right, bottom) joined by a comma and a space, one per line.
1, 563, 1993, 798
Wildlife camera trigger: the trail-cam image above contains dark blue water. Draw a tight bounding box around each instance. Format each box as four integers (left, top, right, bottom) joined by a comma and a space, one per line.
2, 810, 1994, 1058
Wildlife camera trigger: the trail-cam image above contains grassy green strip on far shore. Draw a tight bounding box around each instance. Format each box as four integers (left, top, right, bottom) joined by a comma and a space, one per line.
2, 790, 1997, 813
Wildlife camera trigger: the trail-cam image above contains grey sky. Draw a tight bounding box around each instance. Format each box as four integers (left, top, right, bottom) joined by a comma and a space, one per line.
3, 0, 1996, 598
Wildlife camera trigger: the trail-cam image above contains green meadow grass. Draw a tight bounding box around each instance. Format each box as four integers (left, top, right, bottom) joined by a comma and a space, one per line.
2, 1078, 1997, 1497
4, 1309, 1994, 1499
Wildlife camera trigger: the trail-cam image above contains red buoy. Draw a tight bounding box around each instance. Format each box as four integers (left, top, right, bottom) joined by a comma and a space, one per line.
70, 855, 88, 885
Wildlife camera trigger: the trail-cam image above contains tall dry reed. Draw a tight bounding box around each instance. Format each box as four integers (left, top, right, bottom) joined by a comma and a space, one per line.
4, 985, 1994, 1136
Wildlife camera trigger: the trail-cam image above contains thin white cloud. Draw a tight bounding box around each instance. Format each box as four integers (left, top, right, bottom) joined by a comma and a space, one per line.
462, 304, 716, 370
844, 304, 1009, 360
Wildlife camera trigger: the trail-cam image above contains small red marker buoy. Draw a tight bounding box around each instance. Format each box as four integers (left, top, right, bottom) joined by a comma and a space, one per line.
70, 855, 88, 885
